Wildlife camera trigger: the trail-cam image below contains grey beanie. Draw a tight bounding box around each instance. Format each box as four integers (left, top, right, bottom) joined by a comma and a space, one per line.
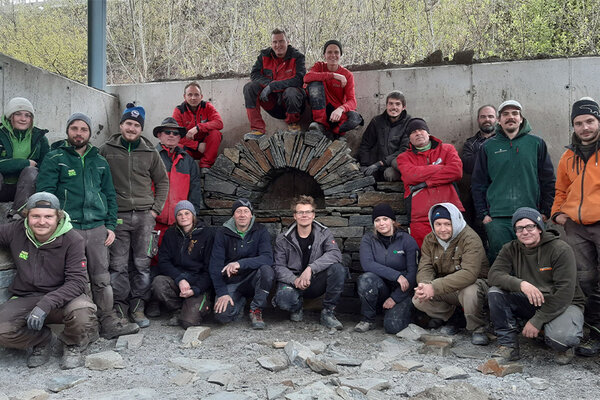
511, 207, 544, 232
26, 192, 61, 211
4, 97, 34, 119
174, 200, 196, 217
66, 113, 92, 133
232, 198, 253, 214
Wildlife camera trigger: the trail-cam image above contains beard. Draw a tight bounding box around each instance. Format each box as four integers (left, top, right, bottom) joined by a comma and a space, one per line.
480, 124, 495, 134
67, 137, 89, 149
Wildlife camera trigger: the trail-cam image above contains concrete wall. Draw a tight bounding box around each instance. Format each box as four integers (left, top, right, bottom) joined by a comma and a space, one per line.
0, 53, 120, 146
108, 57, 600, 166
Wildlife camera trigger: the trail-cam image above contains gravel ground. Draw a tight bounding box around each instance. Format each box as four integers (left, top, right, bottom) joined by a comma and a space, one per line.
1, 309, 600, 400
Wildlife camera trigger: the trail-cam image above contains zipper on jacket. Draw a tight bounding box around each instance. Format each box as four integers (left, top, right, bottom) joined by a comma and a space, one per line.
578, 160, 587, 224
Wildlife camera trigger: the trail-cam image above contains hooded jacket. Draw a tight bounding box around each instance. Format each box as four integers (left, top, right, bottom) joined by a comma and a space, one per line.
488, 229, 585, 330
209, 216, 273, 297
0, 214, 87, 313
472, 120, 555, 220
304, 62, 356, 112
359, 228, 419, 303
0, 116, 49, 183
250, 45, 306, 91
172, 100, 224, 157
99, 134, 169, 215
358, 109, 412, 167
551, 132, 600, 225
36, 143, 118, 231
417, 203, 489, 294
273, 221, 342, 284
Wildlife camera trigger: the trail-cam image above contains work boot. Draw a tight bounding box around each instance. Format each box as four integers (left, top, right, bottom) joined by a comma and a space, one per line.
145, 301, 161, 318
27, 337, 53, 368
320, 308, 343, 330
244, 131, 265, 141
287, 123, 301, 133
471, 327, 490, 346
101, 315, 140, 340
555, 347, 575, 365
440, 309, 466, 335
576, 336, 600, 357
308, 122, 325, 133
440, 323, 459, 336
60, 344, 83, 370
249, 309, 265, 330
290, 309, 303, 322
354, 321, 375, 333
426, 318, 444, 330
167, 311, 181, 327
492, 345, 520, 361
129, 301, 150, 328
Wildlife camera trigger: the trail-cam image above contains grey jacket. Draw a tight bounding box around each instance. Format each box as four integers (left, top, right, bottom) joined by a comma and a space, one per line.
273, 221, 342, 284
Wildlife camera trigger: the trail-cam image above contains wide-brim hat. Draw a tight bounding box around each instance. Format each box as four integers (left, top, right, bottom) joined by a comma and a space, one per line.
153, 117, 186, 137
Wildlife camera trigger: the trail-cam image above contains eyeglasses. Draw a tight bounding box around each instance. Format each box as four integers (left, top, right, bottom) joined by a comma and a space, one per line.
515, 224, 537, 233
295, 210, 314, 216
162, 130, 180, 136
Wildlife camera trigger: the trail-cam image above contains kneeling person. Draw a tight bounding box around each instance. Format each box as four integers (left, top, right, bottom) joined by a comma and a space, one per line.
273, 195, 346, 330
0, 192, 98, 369
413, 203, 489, 345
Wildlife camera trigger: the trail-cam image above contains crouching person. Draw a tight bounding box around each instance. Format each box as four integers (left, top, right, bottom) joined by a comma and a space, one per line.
412, 203, 490, 345
152, 201, 214, 328
488, 207, 585, 365
273, 195, 346, 330
0, 192, 98, 369
355, 204, 419, 334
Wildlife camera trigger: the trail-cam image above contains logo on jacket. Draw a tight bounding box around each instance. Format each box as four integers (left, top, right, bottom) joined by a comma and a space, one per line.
19, 251, 28, 260
81, 261, 87, 269
392, 250, 405, 255
494, 148, 508, 154
539, 266, 552, 271
68, 169, 76, 177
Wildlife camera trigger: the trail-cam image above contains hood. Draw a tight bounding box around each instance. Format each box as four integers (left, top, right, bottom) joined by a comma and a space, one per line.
567, 131, 600, 170
428, 202, 466, 250
25, 211, 73, 248
495, 118, 532, 140
223, 215, 256, 235
283, 220, 327, 238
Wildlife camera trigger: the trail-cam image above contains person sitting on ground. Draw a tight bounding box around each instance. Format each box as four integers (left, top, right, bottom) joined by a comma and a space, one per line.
172, 82, 224, 172
355, 203, 419, 334
0, 97, 49, 218
150, 200, 214, 328
413, 203, 490, 345
272, 195, 347, 330
209, 198, 274, 329
488, 207, 585, 365
0, 192, 98, 369
304, 40, 363, 138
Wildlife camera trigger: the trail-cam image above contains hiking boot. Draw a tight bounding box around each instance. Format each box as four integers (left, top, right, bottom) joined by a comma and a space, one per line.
426, 318, 444, 330
440, 323, 460, 336
287, 123, 301, 133
290, 309, 303, 322
167, 311, 181, 327
129, 304, 150, 329
320, 309, 343, 330
249, 309, 265, 330
145, 301, 161, 318
492, 345, 520, 361
101, 316, 140, 340
308, 122, 325, 133
60, 344, 83, 370
27, 338, 53, 368
244, 131, 265, 141
354, 321, 375, 333
555, 347, 575, 365
471, 327, 490, 346
576, 336, 600, 357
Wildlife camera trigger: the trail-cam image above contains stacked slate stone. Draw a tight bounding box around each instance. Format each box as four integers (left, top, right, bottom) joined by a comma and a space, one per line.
0, 248, 15, 305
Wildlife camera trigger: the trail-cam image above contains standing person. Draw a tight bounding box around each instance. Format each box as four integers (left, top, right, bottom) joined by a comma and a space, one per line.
0, 97, 49, 218
396, 118, 464, 247
551, 97, 600, 356
100, 103, 169, 328
355, 204, 419, 334
272, 195, 346, 329
304, 40, 363, 137
172, 82, 224, 171
36, 113, 139, 339
152, 201, 214, 328
0, 192, 98, 369
472, 100, 555, 263
243, 28, 306, 140
413, 203, 490, 345
209, 198, 274, 329
358, 90, 412, 182
488, 208, 585, 365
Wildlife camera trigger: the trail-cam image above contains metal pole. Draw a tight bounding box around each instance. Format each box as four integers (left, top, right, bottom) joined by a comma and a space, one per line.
88, 0, 106, 90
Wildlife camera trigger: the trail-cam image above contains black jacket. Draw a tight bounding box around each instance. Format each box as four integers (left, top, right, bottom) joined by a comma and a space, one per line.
358, 110, 412, 167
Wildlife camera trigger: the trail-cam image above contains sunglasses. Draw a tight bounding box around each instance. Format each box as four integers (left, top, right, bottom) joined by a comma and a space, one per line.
162, 130, 181, 136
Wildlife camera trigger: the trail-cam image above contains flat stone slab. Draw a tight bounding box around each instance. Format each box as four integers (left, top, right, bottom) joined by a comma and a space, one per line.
391, 359, 423, 372
438, 366, 469, 380
284, 340, 315, 368
477, 358, 523, 377
10, 390, 49, 400
257, 355, 289, 372
411, 382, 489, 400
339, 377, 390, 394
47, 375, 87, 393
305, 339, 326, 354
329, 351, 363, 366
272, 341, 287, 348
85, 350, 125, 370
418, 341, 452, 356
115, 333, 144, 351
306, 355, 338, 375
285, 381, 339, 400
168, 357, 234, 378
208, 370, 234, 386
419, 334, 455, 345
182, 326, 211, 344
170, 371, 196, 386
527, 377, 549, 390
360, 358, 386, 371
396, 324, 428, 341
266, 384, 290, 400
204, 392, 252, 400
95, 388, 157, 400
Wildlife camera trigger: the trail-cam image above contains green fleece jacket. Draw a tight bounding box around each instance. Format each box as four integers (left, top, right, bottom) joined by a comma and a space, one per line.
0, 116, 49, 183
488, 229, 585, 330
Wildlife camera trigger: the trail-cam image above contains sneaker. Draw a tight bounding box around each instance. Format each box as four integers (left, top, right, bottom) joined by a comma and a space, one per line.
308, 122, 325, 133
145, 301, 161, 318
249, 309, 265, 330
287, 123, 302, 133
555, 347, 575, 365
471, 327, 490, 346
290, 309, 303, 322
27, 338, 53, 368
244, 131, 265, 141
492, 345, 520, 361
320, 309, 343, 330
576, 336, 600, 357
60, 344, 83, 370
130, 309, 150, 329
354, 321, 375, 333
101, 316, 140, 340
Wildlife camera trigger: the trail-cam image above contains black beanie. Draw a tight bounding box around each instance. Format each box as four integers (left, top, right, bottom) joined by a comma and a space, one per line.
431, 205, 451, 223
406, 118, 429, 135
571, 97, 600, 125
372, 203, 396, 222
232, 198, 253, 214
323, 40, 343, 55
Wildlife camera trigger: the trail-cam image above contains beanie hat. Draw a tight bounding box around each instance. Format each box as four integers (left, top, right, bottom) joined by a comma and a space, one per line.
511, 207, 544, 232
153, 117, 186, 138
120, 102, 145, 129
407, 118, 429, 135
174, 200, 196, 217
430, 205, 451, 223
372, 203, 396, 222
4, 97, 34, 119
26, 192, 60, 211
66, 113, 92, 133
571, 97, 600, 125
498, 100, 522, 115
232, 198, 253, 214
323, 39, 343, 55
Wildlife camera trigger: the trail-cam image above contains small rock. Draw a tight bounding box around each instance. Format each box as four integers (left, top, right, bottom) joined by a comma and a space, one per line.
47, 375, 87, 393
284, 340, 315, 367
329, 350, 363, 366
418, 341, 452, 356
391, 359, 423, 372
396, 323, 428, 341
85, 350, 125, 370
527, 377, 549, 390
285, 381, 339, 400
171, 371, 196, 386
305, 340, 326, 354
204, 392, 252, 400
360, 358, 386, 371
411, 382, 489, 400
168, 357, 234, 378
10, 390, 48, 400
257, 355, 288, 372
180, 339, 202, 348
208, 370, 234, 386
280, 380, 294, 387
335, 386, 354, 400
272, 341, 287, 349
306, 355, 339, 375
477, 358, 523, 377
339, 377, 390, 394
419, 334, 455, 345
266, 384, 290, 400
438, 366, 469, 380
181, 326, 211, 345
115, 333, 144, 351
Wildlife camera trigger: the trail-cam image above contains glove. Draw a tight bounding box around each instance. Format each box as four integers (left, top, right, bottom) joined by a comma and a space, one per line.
27, 306, 47, 331
409, 182, 427, 194
364, 162, 382, 176
259, 85, 272, 102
